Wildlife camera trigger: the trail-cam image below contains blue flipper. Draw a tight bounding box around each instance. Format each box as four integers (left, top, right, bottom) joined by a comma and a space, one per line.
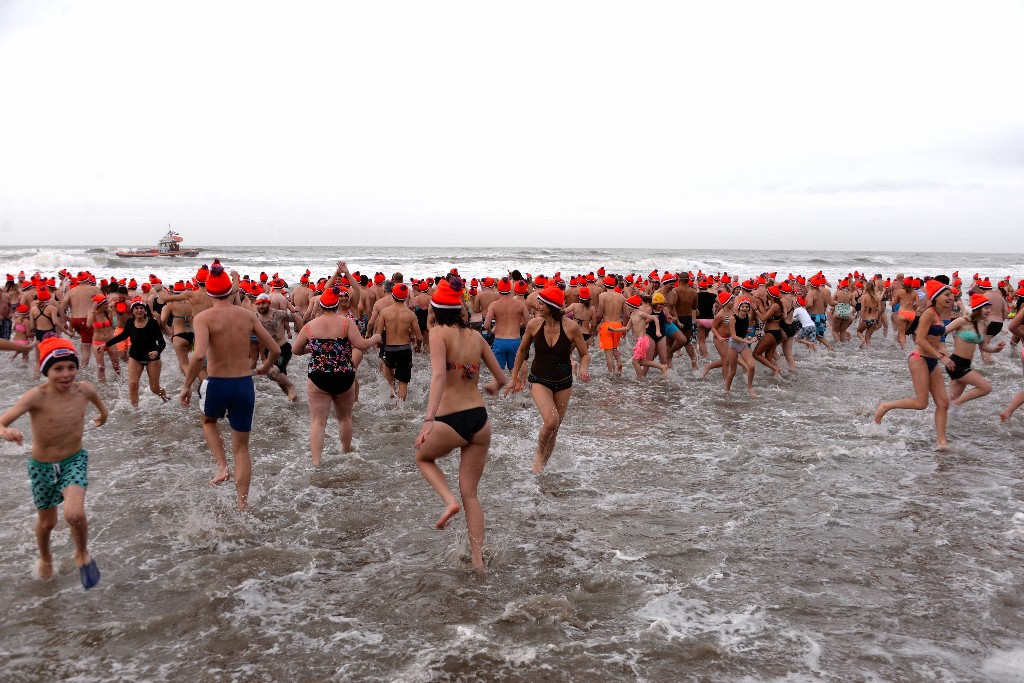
79, 559, 101, 590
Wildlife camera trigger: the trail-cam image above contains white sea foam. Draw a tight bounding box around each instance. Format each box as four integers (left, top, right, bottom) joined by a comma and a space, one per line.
981, 648, 1024, 682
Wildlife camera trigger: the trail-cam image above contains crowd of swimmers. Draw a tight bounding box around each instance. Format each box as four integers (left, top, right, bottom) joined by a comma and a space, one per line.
1, 262, 1023, 579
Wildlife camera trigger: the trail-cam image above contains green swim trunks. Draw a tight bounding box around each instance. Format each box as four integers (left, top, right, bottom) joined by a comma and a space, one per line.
28, 449, 89, 510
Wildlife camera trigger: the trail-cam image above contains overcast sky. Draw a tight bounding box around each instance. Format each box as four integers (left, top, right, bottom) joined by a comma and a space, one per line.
1, 1, 1022, 250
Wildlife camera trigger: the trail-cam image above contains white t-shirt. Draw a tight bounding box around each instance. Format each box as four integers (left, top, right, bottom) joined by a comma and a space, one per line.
794, 306, 813, 327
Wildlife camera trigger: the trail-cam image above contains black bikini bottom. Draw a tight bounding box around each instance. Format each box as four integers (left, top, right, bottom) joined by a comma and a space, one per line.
308, 371, 355, 396
946, 354, 972, 380
436, 406, 488, 442
529, 373, 573, 394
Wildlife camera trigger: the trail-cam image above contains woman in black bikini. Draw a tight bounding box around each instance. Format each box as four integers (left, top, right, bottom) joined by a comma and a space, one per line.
162, 282, 194, 375
874, 280, 954, 449
415, 277, 506, 574
505, 284, 590, 473
293, 286, 382, 467
945, 293, 1004, 410
31, 289, 67, 341
856, 280, 882, 348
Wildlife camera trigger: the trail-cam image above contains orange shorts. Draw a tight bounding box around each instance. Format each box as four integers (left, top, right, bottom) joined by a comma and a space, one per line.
113, 327, 131, 352
599, 321, 625, 350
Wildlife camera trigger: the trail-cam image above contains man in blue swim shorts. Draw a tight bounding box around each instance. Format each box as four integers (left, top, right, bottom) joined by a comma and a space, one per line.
180, 262, 280, 511
483, 279, 530, 371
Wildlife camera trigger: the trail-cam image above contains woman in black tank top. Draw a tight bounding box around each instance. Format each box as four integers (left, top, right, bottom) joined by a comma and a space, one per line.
506, 285, 591, 472
724, 297, 758, 398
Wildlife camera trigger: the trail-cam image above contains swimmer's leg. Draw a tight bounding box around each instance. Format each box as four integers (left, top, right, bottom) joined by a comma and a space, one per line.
93, 344, 106, 382
202, 416, 231, 485
307, 381, 333, 466
229, 429, 252, 511
61, 485, 93, 572
1000, 391, 1024, 423
415, 421, 467, 529
333, 389, 357, 453
34, 506, 57, 580
531, 383, 570, 472
146, 360, 168, 402
268, 366, 297, 401
458, 425, 491, 573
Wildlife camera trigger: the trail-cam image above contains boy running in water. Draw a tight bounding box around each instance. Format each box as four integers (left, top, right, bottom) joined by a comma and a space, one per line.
0, 337, 108, 588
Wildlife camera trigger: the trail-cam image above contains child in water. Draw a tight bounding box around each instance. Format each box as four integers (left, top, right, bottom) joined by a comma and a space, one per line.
0, 337, 108, 588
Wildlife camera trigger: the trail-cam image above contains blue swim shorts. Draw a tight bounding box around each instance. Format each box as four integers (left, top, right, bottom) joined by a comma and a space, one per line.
664, 322, 680, 336
491, 337, 521, 371
199, 376, 256, 432
812, 313, 827, 338
28, 449, 89, 510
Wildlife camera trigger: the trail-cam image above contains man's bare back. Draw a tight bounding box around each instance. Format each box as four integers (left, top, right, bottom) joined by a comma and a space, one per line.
485, 295, 530, 338
195, 304, 275, 378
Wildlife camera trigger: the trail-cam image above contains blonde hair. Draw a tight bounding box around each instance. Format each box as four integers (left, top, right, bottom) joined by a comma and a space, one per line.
863, 279, 879, 304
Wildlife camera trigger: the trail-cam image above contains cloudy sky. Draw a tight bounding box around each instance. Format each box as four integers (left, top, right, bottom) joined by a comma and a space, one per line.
1, 1, 1021, 250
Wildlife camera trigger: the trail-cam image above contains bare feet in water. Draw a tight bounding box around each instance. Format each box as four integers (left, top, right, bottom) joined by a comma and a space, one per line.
436, 501, 461, 529
209, 469, 230, 485
35, 558, 54, 580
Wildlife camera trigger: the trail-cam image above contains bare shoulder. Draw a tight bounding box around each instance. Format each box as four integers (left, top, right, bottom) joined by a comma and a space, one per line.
16, 384, 45, 408
241, 307, 262, 328
225, 304, 259, 323
193, 306, 214, 325
74, 381, 98, 397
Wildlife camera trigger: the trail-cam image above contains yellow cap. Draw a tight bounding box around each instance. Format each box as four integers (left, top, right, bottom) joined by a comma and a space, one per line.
651, 292, 667, 305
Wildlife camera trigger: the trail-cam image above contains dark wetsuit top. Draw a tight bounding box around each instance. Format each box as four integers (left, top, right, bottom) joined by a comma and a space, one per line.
106, 317, 166, 362
646, 311, 667, 341
529, 319, 573, 383
696, 292, 716, 319
734, 314, 751, 338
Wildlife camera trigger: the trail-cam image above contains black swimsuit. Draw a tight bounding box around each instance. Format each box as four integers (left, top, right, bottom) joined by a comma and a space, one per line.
696, 291, 716, 319
734, 314, 751, 338
32, 306, 57, 340
646, 311, 667, 342
529, 320, 574, 393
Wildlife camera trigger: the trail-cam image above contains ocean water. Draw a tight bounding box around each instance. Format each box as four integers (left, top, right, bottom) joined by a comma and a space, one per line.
4, 244, 1024, 287
1, 246, 1023, 682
